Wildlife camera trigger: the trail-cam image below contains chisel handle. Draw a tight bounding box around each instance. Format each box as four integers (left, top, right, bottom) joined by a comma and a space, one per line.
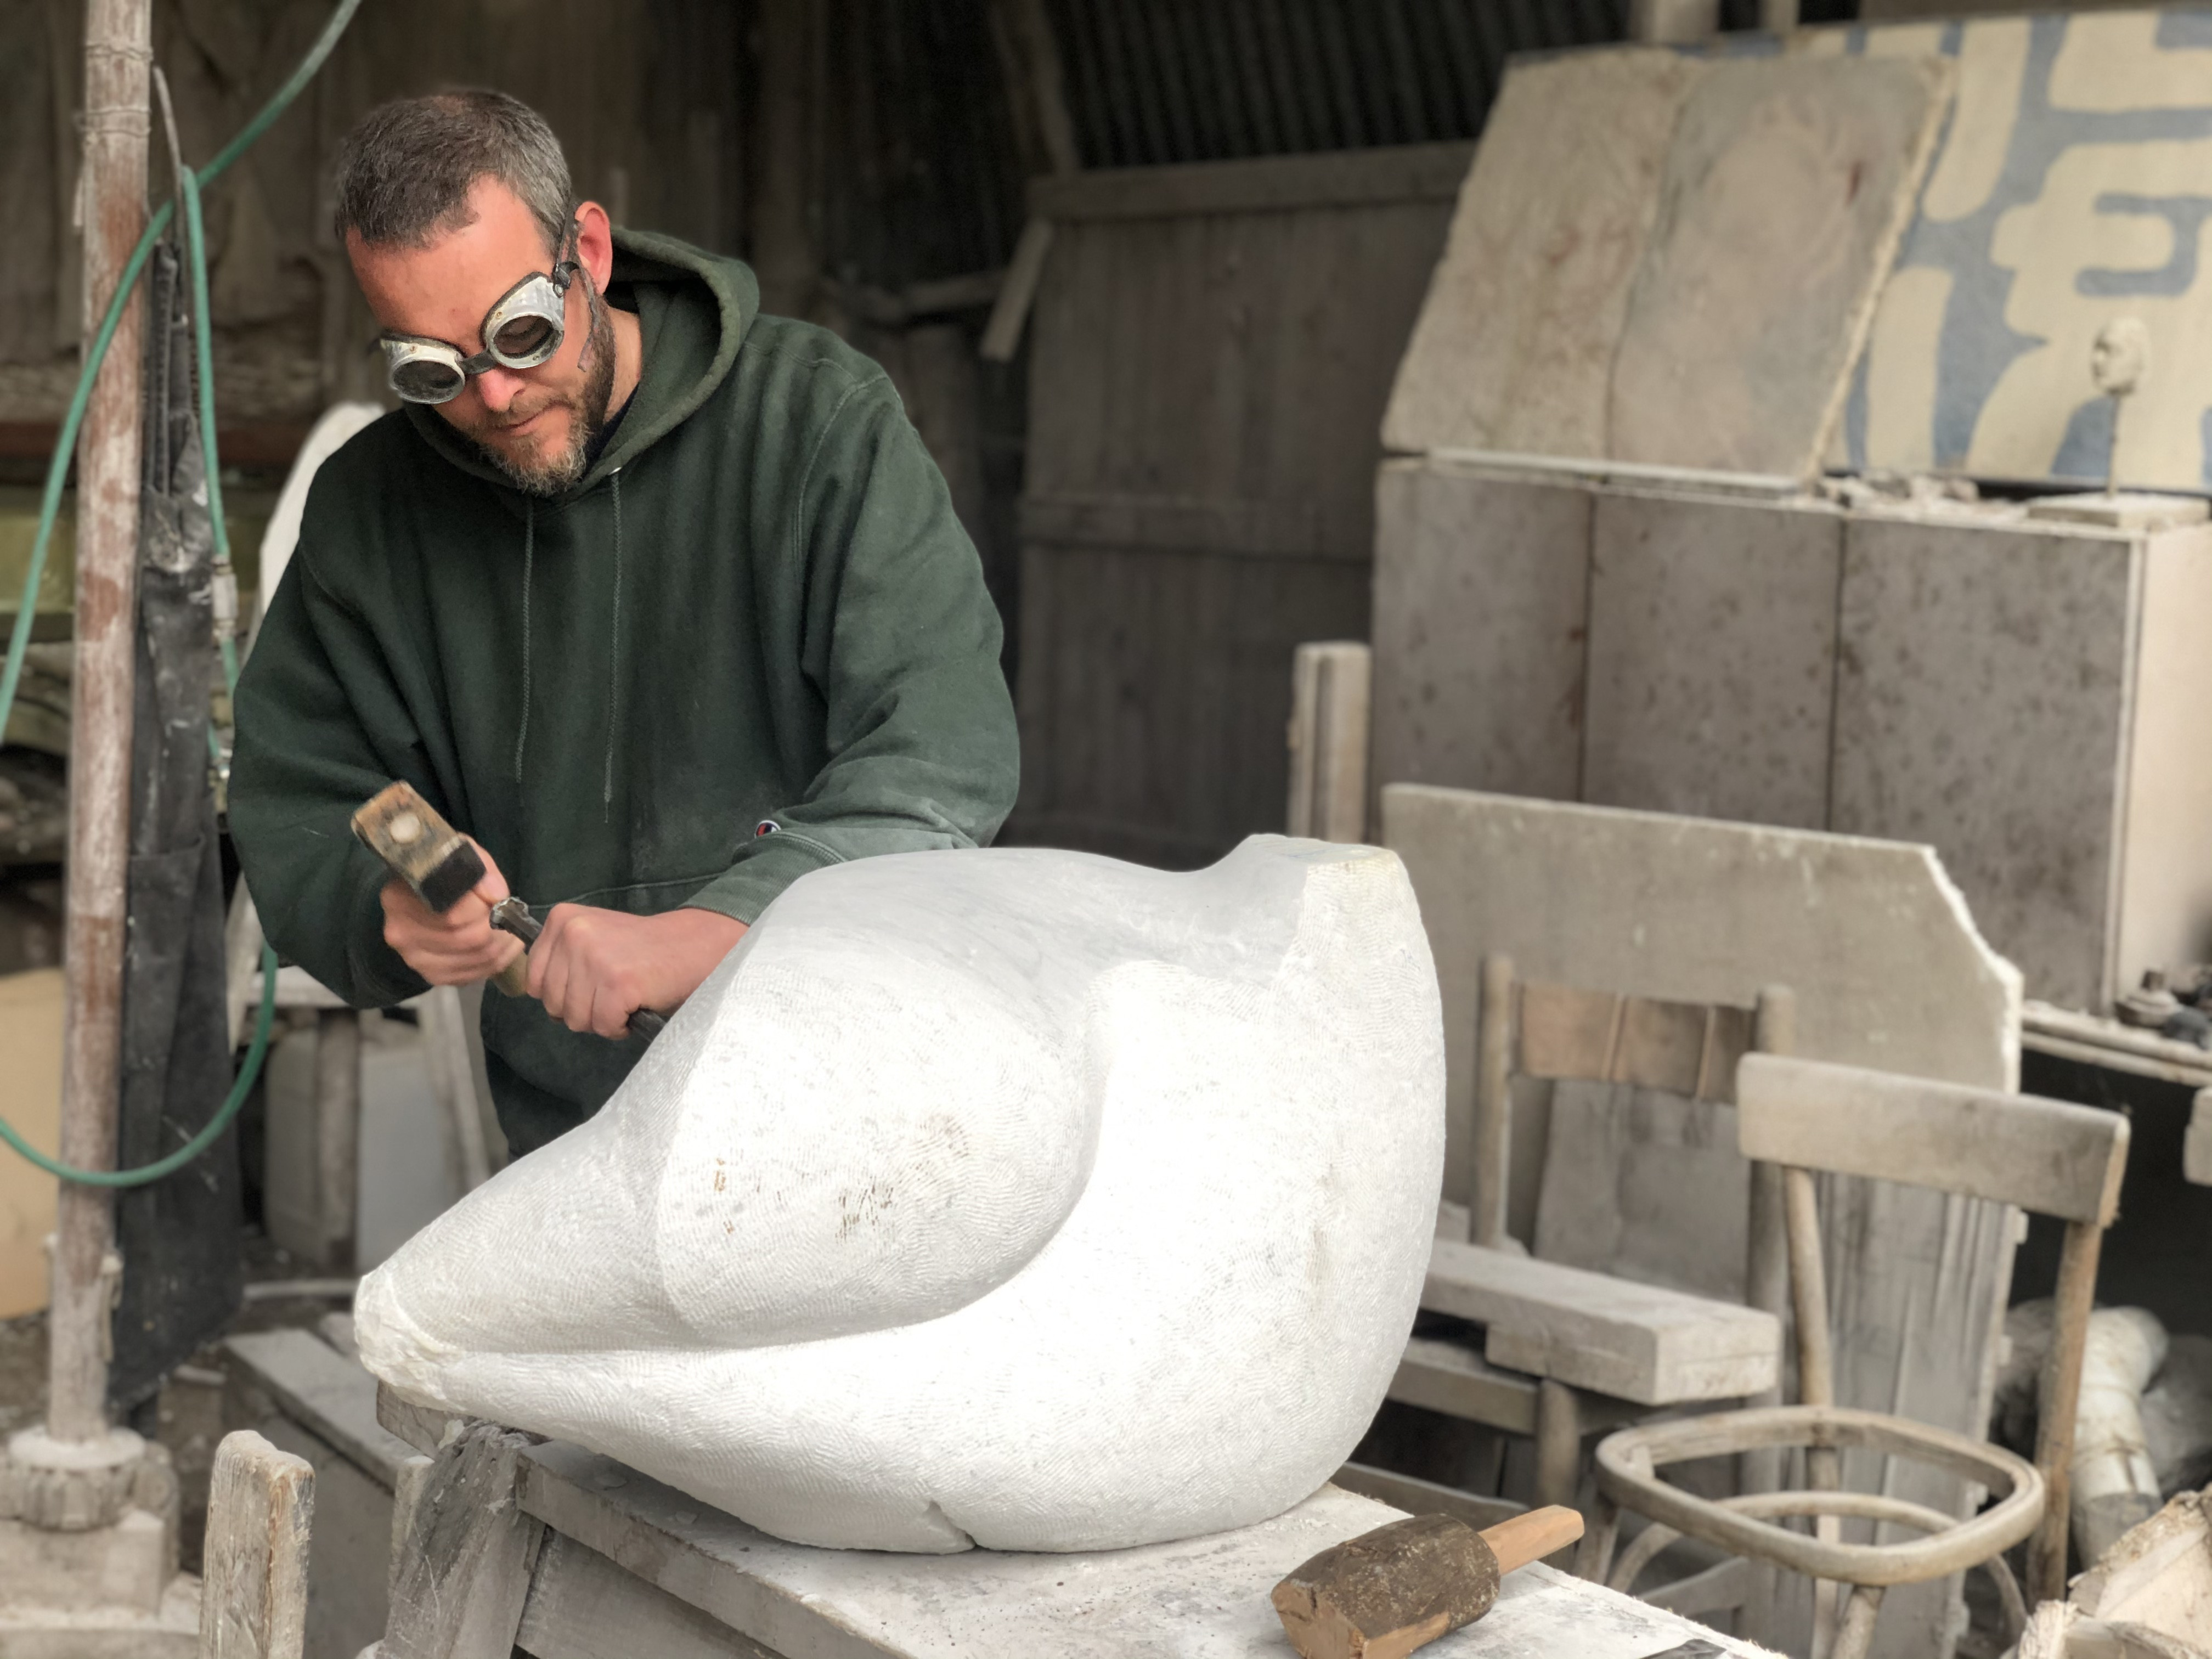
489, 898, 667, 1042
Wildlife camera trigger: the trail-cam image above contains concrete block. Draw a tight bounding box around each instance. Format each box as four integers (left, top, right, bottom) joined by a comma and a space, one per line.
0, 1508, 169, 1614
0, 1577, 198, 1659
1583, 491, 1842, 830
2114, 524, 2212, 1005
1831, 514, 2134, 1012
1370, 460, 1589, 809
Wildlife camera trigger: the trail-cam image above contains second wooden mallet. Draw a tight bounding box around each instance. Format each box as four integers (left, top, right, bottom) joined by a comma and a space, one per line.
1272, 1504, 1585, 1659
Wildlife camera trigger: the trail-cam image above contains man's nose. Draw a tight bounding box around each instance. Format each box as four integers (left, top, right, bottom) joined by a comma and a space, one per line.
474, 368, 527, 413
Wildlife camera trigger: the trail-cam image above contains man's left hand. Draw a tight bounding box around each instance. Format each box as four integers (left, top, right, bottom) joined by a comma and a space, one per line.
526, 904, 750, 1038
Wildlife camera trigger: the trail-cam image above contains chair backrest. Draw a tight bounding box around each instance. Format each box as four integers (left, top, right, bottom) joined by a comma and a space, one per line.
1514, 980, 1759, 1103
1736, 1054, 2127, 1226
1735, 1052, 2130, 1605
1465, 952, 1793, 1262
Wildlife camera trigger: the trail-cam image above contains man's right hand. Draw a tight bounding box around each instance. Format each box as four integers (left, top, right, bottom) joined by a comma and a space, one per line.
380, 839, 526, 986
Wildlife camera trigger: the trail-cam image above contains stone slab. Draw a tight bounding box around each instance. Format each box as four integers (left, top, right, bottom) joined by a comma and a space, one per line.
1385, 49, 1947, 479
512, 1437, 1783, 1658
1384, 48, 1699, 460
1424, 1239, 1780, 1406
1607, 55, 1950, 478
2028, 492, 2211, 531
1381, 784, 2023, 1659
1369, 461, 1590, 812
1582, 490, 1843, 830
1533, 1084, 1751, 1305
1831, 514, 2136, 1012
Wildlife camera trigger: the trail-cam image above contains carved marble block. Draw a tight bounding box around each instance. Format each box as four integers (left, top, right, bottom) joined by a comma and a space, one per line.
357, 837, 1445, 1553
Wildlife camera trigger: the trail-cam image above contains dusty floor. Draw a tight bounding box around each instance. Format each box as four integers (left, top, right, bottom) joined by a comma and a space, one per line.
0, 1224, 348, 1572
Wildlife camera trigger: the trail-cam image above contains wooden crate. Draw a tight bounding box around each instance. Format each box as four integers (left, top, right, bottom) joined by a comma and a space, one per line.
1007, 143, 1470, 867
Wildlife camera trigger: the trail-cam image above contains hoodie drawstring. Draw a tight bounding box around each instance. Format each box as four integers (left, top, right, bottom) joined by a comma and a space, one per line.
605, 469, 623, 815
514, 499, 534, 782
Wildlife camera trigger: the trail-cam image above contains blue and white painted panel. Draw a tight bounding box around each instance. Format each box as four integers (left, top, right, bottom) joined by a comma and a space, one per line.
1810, 11, 2212, 490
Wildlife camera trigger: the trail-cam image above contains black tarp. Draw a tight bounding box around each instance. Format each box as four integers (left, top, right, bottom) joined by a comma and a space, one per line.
108, 240, 242, 1412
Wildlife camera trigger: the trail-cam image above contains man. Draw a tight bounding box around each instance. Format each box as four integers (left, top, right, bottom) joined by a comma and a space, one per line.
230, 91, 1018, 1155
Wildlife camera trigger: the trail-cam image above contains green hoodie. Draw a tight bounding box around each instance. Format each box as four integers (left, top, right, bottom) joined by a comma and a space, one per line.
229, 232, 1019, 1153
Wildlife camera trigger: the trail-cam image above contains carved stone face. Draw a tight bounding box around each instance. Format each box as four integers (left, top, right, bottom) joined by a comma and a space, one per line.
2092, 318, 2150, 396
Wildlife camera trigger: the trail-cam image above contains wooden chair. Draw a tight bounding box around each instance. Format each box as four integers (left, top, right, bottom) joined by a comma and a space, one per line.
1580, 1054, 2132, 1659
1389, 955, 1790, 1523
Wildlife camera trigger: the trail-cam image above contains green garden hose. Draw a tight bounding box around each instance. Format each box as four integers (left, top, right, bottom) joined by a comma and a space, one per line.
0, 0, 363, 1187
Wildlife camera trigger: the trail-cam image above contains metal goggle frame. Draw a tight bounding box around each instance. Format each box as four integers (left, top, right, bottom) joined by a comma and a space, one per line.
381, 232, 581, 405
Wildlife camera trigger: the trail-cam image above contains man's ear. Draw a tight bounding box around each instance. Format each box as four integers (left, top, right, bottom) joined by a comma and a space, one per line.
572, 200, 615, 290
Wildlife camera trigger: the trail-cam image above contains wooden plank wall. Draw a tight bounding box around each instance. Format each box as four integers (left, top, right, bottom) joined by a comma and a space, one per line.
1008, 143, 1469, 867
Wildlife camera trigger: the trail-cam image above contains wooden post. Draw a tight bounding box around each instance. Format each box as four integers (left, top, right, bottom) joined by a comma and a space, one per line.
751, 0, 822, 324
49, 0, 151, 1448
1472, 956, 1515, 1249
2028, 1220, 2107, 1602
313, 1010, 361, 1272
1785, 1163, 1843, 1656
417, 988, 490, 1194
980, 0, 1079, 363
1628, 0, 1718, 42
1532, 1379, 1582, 1517
1286, 644, 1372, 843
381, 1424, 544, 1659
1742, 990, 1796, 1476
199, 1431, 314, 1659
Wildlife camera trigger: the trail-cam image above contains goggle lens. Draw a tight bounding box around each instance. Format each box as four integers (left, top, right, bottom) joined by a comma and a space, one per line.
391, 356, 464, 403
491, 312, 559, 364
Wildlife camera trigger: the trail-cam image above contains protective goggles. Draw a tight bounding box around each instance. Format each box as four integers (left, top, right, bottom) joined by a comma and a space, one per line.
380, 227, 580, 405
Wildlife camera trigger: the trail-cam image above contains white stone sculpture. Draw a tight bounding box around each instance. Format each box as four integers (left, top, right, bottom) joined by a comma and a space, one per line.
356, 836, 1444, 1553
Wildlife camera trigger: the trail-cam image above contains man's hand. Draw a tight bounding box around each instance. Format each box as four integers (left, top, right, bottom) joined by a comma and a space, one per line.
528, 905, 750, 1039
380, 841, 524, 986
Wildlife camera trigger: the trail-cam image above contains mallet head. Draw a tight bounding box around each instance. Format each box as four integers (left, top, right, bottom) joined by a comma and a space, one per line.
351, 780, 485, 913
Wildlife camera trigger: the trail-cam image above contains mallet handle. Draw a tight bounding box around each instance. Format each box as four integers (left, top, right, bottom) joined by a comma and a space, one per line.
1480, 1505, 1585, 1575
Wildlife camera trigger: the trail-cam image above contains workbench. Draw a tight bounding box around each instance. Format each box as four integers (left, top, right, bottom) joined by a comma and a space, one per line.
373, 1389, 1776, 1659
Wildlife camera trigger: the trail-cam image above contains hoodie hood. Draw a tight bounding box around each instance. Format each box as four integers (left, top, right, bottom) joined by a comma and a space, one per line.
403, 228, 758, 499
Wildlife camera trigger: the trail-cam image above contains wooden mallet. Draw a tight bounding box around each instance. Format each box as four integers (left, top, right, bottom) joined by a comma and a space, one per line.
1272, 1505, 1585, 1659
352, 780, 526, 998
352, 780, 486, 914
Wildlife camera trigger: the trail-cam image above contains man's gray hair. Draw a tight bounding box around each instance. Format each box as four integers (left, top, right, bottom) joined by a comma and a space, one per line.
333, 89, 572, 252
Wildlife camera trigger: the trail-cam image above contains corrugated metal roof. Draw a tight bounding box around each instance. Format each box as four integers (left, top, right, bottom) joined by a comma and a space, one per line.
1044, 0, 1629, 169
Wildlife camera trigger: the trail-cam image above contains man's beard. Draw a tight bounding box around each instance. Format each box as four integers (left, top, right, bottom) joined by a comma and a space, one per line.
473, 283, 617, 498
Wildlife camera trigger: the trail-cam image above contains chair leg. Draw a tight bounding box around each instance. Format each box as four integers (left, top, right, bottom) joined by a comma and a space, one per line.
1575, 1490, 1620, 1584
1533, 1380, 1582, 1515
1830, 1584, 1885, 1659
